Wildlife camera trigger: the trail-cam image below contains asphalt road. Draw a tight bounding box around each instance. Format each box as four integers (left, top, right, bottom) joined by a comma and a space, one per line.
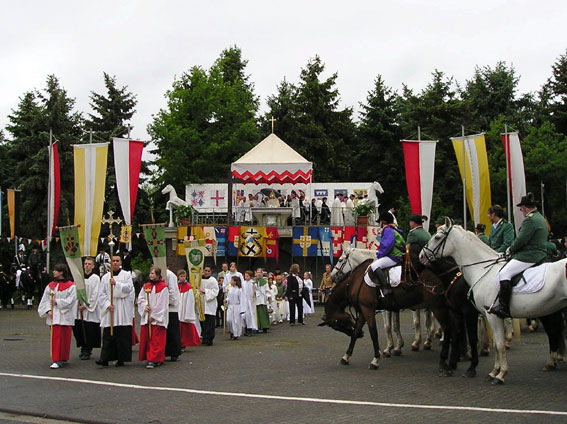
0, 306, 566, 424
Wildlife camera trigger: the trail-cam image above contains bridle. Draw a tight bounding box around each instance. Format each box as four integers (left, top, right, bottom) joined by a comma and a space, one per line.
421, 225, 452, 264
332, 251, 355, 285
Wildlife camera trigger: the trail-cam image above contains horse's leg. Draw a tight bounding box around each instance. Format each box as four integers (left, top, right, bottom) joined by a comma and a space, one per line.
447, 310, 461, 373
393, 311, 404, 356
381, 311, 393, 357
361, 307, 382, 370
424, 309, 435, 350
478, 316, 490, 356
341, 314, 366, 365
504, 318, 513, 349
411, 310, 422, 351
539, 311, 564, 371
463, 309, 479, 378
486, 316, 507, 384
433, 307, 453, 376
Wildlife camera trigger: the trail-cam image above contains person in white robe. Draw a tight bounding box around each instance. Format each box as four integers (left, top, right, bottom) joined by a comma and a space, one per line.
177, 270, 201, 347
330, 194, 345, 226
223, 262, 244, 291
303, 272, 314, 315
241, 270, 258, 335
165, 268, 182, 361
226, 276, 243, 339
344, 194, 356, 226
73, 257, 101, 360
199, 265, 219, 346
267, 276, 279, 324
38, 263, 77, 369
137, 266, 169, 368
97, 255, 134, 366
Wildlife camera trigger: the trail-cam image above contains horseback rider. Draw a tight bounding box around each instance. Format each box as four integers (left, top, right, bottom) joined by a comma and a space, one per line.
406, 214, 431, 253
489, 193, 548, 319
487, 204, 515, 253
369, 211, 405, 307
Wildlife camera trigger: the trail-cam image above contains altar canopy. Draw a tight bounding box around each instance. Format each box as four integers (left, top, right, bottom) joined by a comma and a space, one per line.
231, 133, 312, 184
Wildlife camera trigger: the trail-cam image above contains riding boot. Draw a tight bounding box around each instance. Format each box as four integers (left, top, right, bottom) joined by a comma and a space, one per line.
489, 280, 512, 319
373, 268, 397, 310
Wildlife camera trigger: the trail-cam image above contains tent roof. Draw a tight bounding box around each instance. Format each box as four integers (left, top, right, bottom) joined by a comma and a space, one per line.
232, 133, 311, 165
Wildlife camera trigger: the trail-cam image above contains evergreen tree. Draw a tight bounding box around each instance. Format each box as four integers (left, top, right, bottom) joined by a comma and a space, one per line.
542, 50, 567, 136
355, 75, 403, 208
6, 75, 83, 238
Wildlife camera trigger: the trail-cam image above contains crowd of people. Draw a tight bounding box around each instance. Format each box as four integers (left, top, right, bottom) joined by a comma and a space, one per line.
37, 256, 326, 370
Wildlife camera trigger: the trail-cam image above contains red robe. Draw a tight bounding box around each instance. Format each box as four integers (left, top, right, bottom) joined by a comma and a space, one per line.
138, 281, 168, 363
178, 282, 201, 347
47, 281, 74, 362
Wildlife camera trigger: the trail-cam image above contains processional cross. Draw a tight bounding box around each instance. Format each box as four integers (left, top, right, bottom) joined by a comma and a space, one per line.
101, 210, 122, 336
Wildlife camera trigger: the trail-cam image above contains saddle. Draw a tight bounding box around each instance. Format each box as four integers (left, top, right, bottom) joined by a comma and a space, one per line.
510, 258, 546, 287
364, 264, 403, 290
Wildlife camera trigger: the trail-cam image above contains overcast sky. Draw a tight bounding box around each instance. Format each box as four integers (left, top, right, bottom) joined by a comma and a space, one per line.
1, 0, 566, 154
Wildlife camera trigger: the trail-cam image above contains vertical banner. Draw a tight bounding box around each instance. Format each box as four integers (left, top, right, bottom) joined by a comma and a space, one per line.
402, 139, 437, 232
318, 226, 333, 263
177, 226, 190, 255
367, 226, 381, 251
266, 227, 280, 263
113, 138, 144, 226
47, 141, 61, 238
292, 226, 319, 257
59, 225, 87, 305
185, 239, 206, 321
73, 143, 109, 257
142, 224, 167, 271
215, 227, 227, 257
7, 189, 21, 239
227, 226, 240, 256
238, 226, 266, 257
502, 132, 526, 233
331, 227, 344, 258
451, 134, 492, 230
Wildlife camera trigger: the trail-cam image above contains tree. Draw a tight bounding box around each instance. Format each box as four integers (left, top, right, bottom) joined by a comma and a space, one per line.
355, 75, 403, 208
263, 56, 355, 182
148, 46, 259, 192
5, 75, 83, 238
542, 50, 567, 136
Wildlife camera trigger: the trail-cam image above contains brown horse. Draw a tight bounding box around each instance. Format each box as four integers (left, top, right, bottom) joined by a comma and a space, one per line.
320, 257, 456, 374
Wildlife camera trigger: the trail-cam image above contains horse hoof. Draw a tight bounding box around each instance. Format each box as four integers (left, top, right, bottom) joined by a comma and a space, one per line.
424, 343, 431, 351
491, 377, 504, 385
381, 351, 391, 358
340, 358, 350, 366
480, 350, 489, 357
411, 344, 419, 352
463, 370, 476, 378
542, 363, 557, 372
393, 349, 402, 356
505, 343, 511, 350
368, 363, 379, 370
485, 375, 494, 383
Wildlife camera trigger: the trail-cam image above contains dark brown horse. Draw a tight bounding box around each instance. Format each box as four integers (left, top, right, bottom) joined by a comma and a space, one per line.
320, 257, 457, 373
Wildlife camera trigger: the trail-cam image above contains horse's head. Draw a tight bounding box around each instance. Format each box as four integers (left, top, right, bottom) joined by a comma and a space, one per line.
319, 279, 362, 338
419, 217, 455, 265
161, 184, 174, 195
330, 244, 353, 284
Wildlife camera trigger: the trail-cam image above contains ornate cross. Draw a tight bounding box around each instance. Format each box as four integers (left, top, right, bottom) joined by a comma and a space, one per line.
269, 116, 276, 134
101, 211, 122, 246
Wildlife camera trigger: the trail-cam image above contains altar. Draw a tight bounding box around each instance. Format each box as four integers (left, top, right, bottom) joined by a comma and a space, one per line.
252, 207, 292, 226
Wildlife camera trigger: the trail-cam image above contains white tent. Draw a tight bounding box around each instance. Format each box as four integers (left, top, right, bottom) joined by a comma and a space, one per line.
231, 133, 312, 185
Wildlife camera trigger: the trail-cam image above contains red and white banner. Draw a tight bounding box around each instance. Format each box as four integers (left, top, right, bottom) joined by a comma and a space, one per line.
113, 138, 144, 225
402, 140, 437, 232
47, 141, 60, 238
502, 132, 526, 233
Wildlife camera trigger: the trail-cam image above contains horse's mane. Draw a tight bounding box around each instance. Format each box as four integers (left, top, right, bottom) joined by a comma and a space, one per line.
449, 225, 498, 257
348, 248, 377, 266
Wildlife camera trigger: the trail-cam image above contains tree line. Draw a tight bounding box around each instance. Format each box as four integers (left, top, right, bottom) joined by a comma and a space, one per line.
2, 46, 567, 248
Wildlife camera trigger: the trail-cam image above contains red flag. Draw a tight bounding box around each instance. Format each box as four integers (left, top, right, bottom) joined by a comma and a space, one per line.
356, 226, 368, 249
113, 138, 144, 225
48, 141, 60, 238
266, 227, 280, 263
331, 227, 343, 258
228, 226, 240, 256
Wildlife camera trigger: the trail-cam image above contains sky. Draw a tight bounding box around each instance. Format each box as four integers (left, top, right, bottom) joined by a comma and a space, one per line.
1, 0, 566, 159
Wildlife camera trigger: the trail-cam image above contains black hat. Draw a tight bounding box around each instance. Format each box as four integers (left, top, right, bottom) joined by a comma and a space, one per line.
516, 192, 537, 208
378, 212, 394, 224
409, 214, 423, 225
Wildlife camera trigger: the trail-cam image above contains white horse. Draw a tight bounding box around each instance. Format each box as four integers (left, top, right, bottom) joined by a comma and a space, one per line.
161, 184, 188, 227
419, 218, 567, 384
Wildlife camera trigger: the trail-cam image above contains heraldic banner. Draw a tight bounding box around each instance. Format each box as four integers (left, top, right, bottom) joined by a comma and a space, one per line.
59, 225, 87, 305
292, 226, 319, 257
142, 224, 167, 271
73, 142, 108, 257
185, 239, 206, 321
238, 226, 267, 257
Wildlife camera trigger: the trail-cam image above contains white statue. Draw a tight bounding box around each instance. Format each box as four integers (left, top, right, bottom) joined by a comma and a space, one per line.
162, 184, 188, 227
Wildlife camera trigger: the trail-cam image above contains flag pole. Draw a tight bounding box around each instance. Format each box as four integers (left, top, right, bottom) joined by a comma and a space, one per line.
462, 126, 467, 229
504, 124, 512, 223
46, 129, 53, 274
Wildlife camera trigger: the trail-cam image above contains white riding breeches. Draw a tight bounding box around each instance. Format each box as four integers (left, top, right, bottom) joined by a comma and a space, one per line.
370, 257, 398, 272
497, 259, 534, 283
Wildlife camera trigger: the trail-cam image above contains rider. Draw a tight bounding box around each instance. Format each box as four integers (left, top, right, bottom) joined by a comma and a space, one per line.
487, 204, 515, 253
406, 214, 431, 254
489, 193, 548, 319
369, 211, 405, 307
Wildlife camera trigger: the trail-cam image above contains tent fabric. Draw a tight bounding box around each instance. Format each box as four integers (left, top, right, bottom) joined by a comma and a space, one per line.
231, 133, 312, 184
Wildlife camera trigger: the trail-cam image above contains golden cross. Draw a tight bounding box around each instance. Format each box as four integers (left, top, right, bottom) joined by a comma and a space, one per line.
101, 210, 122, 241
269, 116, 276, 134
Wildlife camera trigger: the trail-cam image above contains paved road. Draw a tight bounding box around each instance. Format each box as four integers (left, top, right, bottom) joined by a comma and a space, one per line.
0, 306, 565, 423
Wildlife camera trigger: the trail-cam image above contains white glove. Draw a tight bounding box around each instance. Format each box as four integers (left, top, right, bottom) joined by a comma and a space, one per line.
498, 251, 506, 259
506, 247, 511, 257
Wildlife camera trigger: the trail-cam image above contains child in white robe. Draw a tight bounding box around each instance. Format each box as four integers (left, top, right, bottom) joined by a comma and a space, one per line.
267, 275, 279, 324
241, 270, 258, 335
226, 276, 243, 339
177, 270, 201, 349
303, 272, 314, 315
